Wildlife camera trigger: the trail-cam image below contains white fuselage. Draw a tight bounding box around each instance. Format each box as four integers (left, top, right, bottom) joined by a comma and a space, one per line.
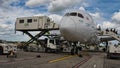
60, 10, 99, 44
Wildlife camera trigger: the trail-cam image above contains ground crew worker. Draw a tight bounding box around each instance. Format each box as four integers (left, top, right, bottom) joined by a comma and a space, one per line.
113, 28, 116, 33
106, 28, 109, 34
110, 28, 113, 32
10, 50, 14, 56
7, 50, 17, 58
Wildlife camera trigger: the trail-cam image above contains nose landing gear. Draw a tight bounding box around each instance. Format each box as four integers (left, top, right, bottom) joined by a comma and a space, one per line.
70, 42, 82, 56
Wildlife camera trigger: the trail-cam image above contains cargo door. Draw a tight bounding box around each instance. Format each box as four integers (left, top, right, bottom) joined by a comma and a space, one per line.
38, 17, 43, 29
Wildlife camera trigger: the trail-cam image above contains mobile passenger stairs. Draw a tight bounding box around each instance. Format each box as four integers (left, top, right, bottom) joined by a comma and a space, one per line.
15, 16, 59, 51
98, 30, 120, 42
98, 30, 120, 58
97, 29, 120, 52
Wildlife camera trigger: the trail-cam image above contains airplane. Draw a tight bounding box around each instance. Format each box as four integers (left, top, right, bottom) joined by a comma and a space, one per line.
59, 10, 100, 54
59, 10, 99, 45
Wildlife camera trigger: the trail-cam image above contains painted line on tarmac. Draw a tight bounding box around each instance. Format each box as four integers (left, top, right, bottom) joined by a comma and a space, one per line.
48, 55, 77, 63
72, 56, 92, 68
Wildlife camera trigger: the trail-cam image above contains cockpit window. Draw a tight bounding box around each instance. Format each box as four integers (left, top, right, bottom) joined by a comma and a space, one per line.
65, 13, 69, 16
65, 12, 84, 18
78, 13, 84, 18
69, 12, 77, 16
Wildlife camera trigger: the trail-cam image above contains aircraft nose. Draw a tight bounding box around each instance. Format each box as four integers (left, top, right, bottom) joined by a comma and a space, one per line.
60, 17, 76, 40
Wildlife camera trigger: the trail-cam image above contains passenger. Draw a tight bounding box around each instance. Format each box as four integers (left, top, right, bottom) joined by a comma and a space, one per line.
115, 30, 118, 34
106, 28, 109, 32
117, 36, 119, 38
97, 26, 101, 31
113, 28, 116, 33
110, 28, 113, 32
106, 28, 109, 34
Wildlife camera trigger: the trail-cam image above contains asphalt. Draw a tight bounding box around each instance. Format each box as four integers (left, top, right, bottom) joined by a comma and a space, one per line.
79, 53, 104, 68
0, 51, 120, 68
0, 51, 85, 68
103, 55, 120, 68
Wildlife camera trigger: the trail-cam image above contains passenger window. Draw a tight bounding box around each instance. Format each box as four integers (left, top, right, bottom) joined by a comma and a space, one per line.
78, 13, 84, 18
86, 17, 89, 20
70, 12, 77, 16
19, 20, 24, 23
34, 19, 37, 22
27, 19, 32, 23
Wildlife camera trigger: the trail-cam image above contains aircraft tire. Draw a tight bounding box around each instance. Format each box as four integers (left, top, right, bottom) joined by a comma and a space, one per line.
71, 49, 75, 55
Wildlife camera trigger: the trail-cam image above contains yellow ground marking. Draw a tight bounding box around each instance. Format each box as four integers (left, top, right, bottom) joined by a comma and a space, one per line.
48, 55, 77, 63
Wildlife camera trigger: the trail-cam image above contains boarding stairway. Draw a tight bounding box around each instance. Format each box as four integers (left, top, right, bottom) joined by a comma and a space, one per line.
98, 30, 120, 42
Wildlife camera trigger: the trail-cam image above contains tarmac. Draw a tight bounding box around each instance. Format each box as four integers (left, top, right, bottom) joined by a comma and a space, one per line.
0, 51, 120, 68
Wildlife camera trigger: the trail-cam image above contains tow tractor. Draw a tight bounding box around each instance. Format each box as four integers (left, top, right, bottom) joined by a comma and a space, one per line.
45, 38, 61, 53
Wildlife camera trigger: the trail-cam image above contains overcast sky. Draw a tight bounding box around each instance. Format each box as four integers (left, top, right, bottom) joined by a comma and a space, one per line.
0, 0, 120, 41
